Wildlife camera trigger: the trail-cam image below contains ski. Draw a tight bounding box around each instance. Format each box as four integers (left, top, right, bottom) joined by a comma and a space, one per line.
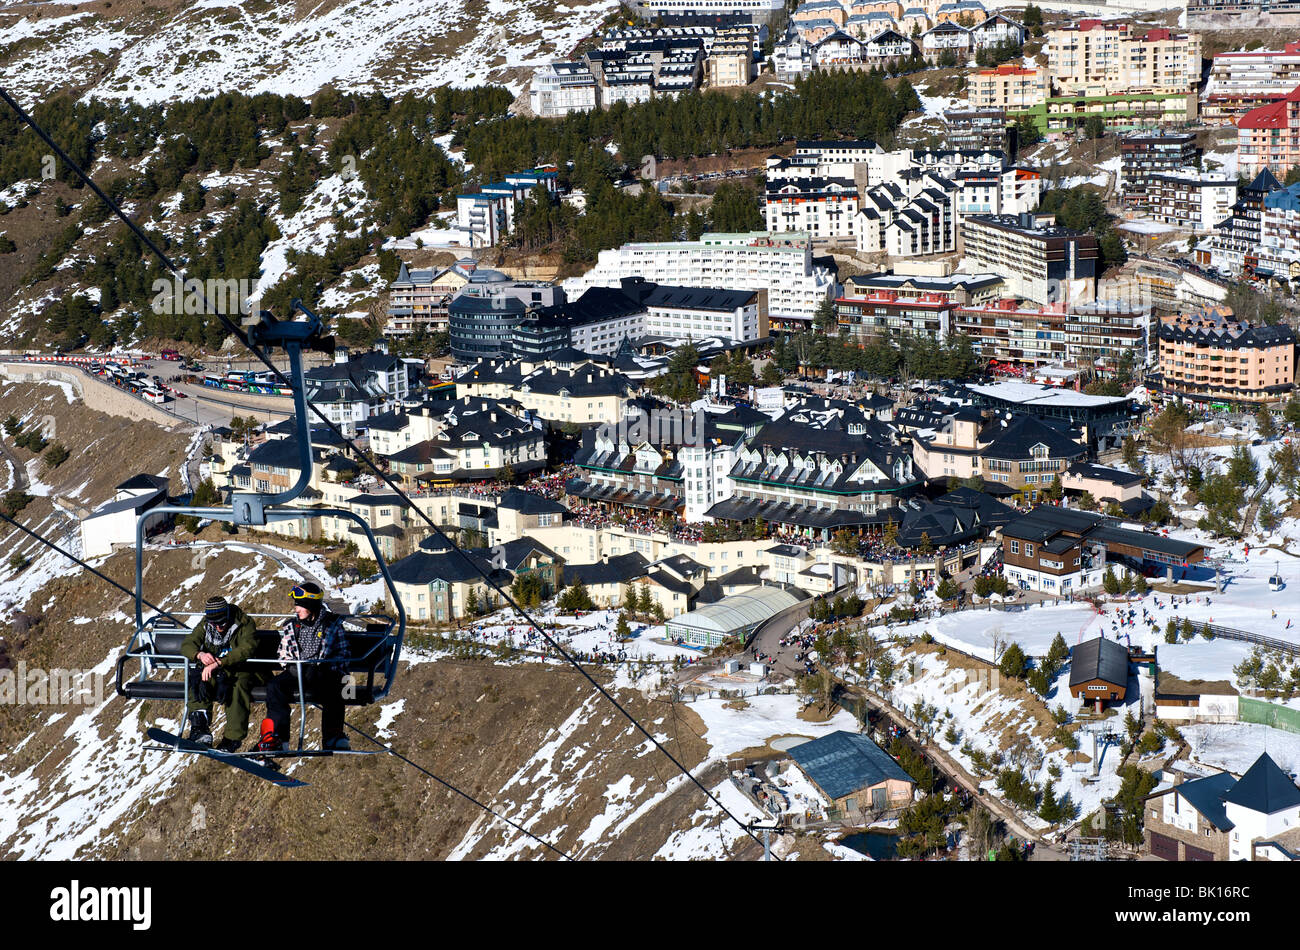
145, 728, 308, 787
147, 745, 378, 759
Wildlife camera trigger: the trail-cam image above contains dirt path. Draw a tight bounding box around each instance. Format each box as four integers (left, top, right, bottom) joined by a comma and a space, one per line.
857, 686, 1062, 853
0, 437, 30, 493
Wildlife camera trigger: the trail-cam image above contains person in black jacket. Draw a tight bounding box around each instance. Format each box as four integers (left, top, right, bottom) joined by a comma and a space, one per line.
261, 582, 351, 752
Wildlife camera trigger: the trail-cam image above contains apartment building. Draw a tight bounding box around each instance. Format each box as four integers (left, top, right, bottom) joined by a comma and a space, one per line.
793, 0, 848, 26
1018, 89, 1199, 135
631, 0, 786, 21
455, 166, 558, 248
934, 0, 987, 25
1143, 175, 1238, 231
1238, 85, 1300, 179
960, 213, 1099, 304
920, 13, 1024, 60
833, 289, 952, 342
966, 64, 1051, 110
1204, 168, 1283, 276
1257, 181, 1300, 278
953, 298, 1148, 374
1204, 41, 1300, 124
529, 62, 600, 117
563, 231, 836, 323
447, 271, 566, 362
705, 26, 758, 86
943, 109, 1014, 155
1045, 21, 1201, 96
457, 356, 636, 426
508, 286, 648, 360
845, 267, 1006, 304
912, 411, 1087, 492
1155, 308, 1297, 406
765, 143, 1035, 252
385, 260, 473, 336
856, 175, 958, 257
711, 399, 922, 538
302, 347, 422, 437
765, 175, 861, 240
1119, 131, 1200, 206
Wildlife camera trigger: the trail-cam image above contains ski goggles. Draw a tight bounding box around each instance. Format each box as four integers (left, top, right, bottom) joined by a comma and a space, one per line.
290, 585, 323, 603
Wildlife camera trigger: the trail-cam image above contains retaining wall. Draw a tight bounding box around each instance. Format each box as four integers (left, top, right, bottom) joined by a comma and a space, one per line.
0, 363, 185, 428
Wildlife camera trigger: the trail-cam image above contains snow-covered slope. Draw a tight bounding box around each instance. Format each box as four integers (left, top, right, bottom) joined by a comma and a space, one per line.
0, 0, 618, 107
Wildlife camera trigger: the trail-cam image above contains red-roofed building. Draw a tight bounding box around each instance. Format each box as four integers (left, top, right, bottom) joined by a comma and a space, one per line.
1238, 85, 1300, 178
1205, 41, 1300, 124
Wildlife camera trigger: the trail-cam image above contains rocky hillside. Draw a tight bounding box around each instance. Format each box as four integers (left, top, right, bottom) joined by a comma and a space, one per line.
0, 0, 619, 107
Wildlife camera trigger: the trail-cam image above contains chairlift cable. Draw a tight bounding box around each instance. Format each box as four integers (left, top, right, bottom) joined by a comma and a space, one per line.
0, 87, 773, 855
0, 509, 188, 627
344, 720, 573, 860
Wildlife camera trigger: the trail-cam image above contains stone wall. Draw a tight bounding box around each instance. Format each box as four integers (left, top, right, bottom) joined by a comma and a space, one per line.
0, 363, 183, 428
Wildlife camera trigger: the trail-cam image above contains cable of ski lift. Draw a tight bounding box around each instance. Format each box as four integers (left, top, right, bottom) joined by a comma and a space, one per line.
0, 509, 187, 627
343, 720, 574, 860
0, 87, 775, 856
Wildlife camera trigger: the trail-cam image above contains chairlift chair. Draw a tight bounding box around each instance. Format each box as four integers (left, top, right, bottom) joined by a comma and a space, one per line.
115, 304, 407, 752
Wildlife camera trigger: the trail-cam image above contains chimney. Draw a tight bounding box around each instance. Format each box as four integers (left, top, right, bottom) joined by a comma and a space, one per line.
334, 346, 350, 365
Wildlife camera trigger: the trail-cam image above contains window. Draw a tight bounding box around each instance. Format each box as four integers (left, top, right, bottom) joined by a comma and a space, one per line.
1010, 540, 1020, 554
1026, 544, 1035, 558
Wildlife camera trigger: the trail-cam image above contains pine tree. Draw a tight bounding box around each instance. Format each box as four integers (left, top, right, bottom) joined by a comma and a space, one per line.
615, 612, 632, 640
999, 642, 1028, 680
1103, 567, 1120, 595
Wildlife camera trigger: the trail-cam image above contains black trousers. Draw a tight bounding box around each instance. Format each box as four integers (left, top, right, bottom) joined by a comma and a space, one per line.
265, 666, 345, 742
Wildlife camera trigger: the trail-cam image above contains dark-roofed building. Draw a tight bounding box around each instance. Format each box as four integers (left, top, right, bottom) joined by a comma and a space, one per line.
1069, 635, 1131, 709
912, 406, 1088, 499
303, 347, 423, 436
965, 380, 1137, 450
115, 473, 170, 496
458, 355, 636, 426
80, 478, 170, 559
844, 270, 1006, 305
1144, 770, 1237, 861
788, 730, 915, 819
387, 533, 559, 623
570, 401, 762, 522
511, 285, 647, 360
894, 487, 1015, 549
1145, 752, 1300, 861
561, 552, 651, 608
1153, 308, 1296, 407
1063, 462, 1149, 514
1002, 504, 1205, 594
708, 397, 921, 541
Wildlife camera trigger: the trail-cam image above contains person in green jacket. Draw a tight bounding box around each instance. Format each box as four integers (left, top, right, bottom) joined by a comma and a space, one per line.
181, 595, 262, 751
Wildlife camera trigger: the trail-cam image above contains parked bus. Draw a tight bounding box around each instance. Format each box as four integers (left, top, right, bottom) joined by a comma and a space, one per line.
142, 389, 168, 404
159, 349, 181, 361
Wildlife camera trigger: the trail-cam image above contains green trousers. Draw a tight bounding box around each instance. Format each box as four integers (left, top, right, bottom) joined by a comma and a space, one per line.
185, 668, 264, 742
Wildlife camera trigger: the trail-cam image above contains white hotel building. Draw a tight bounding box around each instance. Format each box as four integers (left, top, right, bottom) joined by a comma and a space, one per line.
563, 231, 836, 327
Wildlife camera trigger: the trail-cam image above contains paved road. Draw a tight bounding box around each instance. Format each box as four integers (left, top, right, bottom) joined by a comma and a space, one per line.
154, 376, 292, 426
746, 603, 816, 677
